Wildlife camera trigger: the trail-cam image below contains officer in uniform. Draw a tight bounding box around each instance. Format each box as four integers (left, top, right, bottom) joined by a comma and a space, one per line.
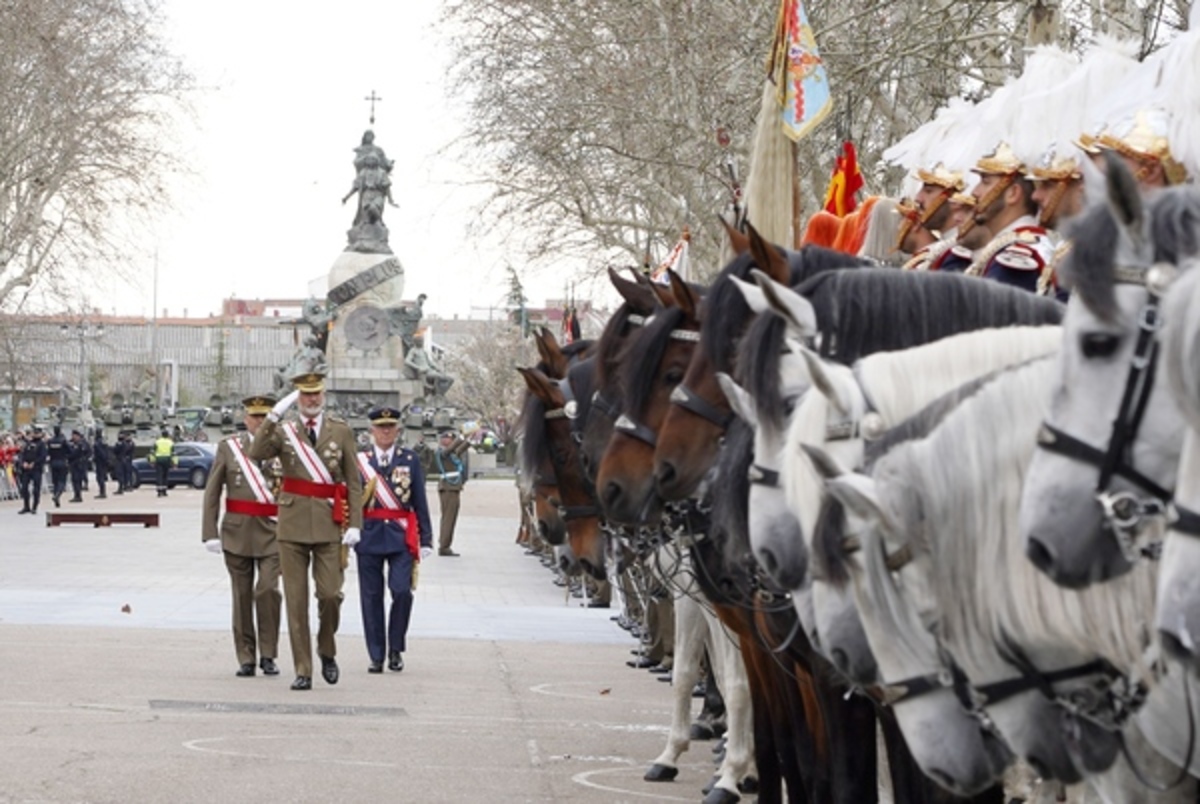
203, 394, 283, 678
46, 425, 69, 507
92, 430, 112, 499
17, 426, 47, 515
898, 164, 971, 271
153, 427, 175, 497
355, 406, 433, 673
1027, 146, 1086, 300
1096, 108, 1188, 191
67, 429, 91, 503
249, 370, 362, 691
434, 428, 468, 556
114, 431, 135, 494
961, 142, 1056, 293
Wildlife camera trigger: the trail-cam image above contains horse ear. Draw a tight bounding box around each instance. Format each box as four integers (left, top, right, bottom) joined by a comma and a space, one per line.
1104, 150, 1152, 265
728, 274, 769, 314
800, 443, 846, 480
534, 328, 568, 379
719, 214, 750, 255
668, 268, 701, 320
823, 472, 888, 529
801, 349, 850, 416
752, 269, 817, 338
517, 366, 558, 403
746, 221, 791, 284
609, 266, 655, 313
716, 372, 757, 428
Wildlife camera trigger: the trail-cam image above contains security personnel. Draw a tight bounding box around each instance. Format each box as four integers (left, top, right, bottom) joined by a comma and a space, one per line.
46, 425, 69, 507
67, 429, 91, 503
17, 427, 47, 514
961, 142, 1055, 293
153, 427, 176, 497
355, 406, 433, 673
249, 370, 362, 692
434, 428, 468, 556
113, 431, 134, 494
92, 430, 112, 499
202, 394, 283, 678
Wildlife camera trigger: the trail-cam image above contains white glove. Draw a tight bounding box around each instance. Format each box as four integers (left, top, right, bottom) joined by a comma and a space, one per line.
204, 540, 223, 555
269, 389, 301, 422
420, 546, 433, 561
341, 527, 361, 547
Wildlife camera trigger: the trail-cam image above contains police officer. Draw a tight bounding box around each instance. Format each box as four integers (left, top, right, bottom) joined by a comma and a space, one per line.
46, 425, 69, 507
113, 431, 134, 494
434, 428, 468, 556
67, 429, 91, 503
92, 430, 112, 499
202, 394, 283, 678
356, 406, 433, 673
153, 427, 175, 497
17, 426, 47, 515
249, 370, 362, 691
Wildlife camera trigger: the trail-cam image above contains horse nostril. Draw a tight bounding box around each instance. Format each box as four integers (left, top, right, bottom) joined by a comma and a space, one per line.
1160, 629, 1195, 661
1025, 536, 1056, 574
657, 461, 677, 489
831, 648, 849, 675
757, 548, 779, 579
602, 481, 622, 510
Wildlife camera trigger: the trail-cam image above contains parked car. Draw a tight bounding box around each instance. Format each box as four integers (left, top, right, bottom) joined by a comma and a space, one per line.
130, 442, 216, 490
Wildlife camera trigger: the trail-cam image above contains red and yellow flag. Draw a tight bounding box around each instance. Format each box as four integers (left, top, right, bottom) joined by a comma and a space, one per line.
823, 141, 863, 217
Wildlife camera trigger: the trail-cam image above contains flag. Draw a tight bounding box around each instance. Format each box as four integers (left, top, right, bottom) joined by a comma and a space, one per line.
769, 0, 832, 142
650, 227, 691, 285
823, 141, 864, 217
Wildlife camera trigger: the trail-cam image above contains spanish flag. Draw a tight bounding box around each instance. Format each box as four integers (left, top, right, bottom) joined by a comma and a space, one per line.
823, 141, 863, 217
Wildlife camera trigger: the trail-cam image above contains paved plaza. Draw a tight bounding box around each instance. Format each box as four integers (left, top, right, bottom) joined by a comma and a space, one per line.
0, 479, 717, 803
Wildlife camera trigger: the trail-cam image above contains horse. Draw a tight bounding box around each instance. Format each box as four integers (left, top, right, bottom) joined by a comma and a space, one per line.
818, 356, 1192, 802
1021, 156, 1200, 588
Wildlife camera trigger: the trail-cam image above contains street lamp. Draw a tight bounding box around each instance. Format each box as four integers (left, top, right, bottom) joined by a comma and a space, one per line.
60, 319, 104, 410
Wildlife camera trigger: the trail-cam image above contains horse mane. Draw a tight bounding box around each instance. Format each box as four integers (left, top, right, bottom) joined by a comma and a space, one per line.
796, 269, 1064, 364
1063, 183, 1200, 323
516, 389, 550, 483
595, 301, 650, 389
567, 356, 597, 434
865, 356, 1156, 680
734, 312, 791, 431
621, 304, 685, 418
711, 417, 754, 568
1164, 267, 1200, 430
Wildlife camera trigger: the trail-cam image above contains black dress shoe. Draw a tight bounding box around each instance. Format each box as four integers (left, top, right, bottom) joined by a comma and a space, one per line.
586, 600, 610, 608
259, 658, 279, 676
291, 675, 312, 691
626, 656, 656, 669
17, 508, 30, 515
368, 661, 383, 674
236, 663, 255, 677
388, 651, 403, 672
438, 549, 460, 557
319, 655, 339, 685
648, 664, 672, 674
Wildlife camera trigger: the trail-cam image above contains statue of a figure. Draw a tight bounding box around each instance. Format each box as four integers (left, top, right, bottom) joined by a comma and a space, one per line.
291, 334, 328, 377
301, 298, 334, 353
389, 293, 427, 351
342, 130, 397, 253
403, 334, 454, 399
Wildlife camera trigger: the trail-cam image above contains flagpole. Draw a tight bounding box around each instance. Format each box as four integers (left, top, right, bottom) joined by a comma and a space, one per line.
792, 141, 803, 249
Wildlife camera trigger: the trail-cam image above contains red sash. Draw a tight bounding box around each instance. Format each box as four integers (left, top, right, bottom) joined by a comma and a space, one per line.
281, 477, 348, 524
225, 498, 279, 517
362, 508, 420, 558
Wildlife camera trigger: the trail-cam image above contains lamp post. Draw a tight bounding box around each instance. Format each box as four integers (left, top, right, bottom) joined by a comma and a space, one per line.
60, 319, 104, 411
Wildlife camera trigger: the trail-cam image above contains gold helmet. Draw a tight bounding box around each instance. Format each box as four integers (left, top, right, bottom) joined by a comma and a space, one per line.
1097, 109, 1187, 185
915, 163, 967, 192
971, 142, 1026, 177
1026, 145, 1082, 182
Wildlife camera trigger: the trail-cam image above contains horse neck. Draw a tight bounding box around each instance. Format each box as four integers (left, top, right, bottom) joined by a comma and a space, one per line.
857, 325, 1062, 426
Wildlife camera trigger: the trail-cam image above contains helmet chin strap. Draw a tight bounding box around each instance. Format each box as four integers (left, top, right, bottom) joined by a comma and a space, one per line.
1038, 181, 1069, 228
958, 174, 1014, 239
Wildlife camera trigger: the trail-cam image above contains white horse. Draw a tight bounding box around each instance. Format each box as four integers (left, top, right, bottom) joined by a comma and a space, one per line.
820, 356, 1192, 803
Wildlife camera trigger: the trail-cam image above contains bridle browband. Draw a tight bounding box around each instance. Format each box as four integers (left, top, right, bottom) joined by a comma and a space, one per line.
1034, 263, 1177, 560
670, 383, 734, 430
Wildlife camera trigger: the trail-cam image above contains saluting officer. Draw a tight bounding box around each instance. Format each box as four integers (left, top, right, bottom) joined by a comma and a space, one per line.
355, 406, 433, 674
249, 370, 362, 691
202, 394, 283, 678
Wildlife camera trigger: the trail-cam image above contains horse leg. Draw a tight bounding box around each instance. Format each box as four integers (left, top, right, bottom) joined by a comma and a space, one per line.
645, 589, 707, 782
704, 611, 757, 803
693, 658, 726, 740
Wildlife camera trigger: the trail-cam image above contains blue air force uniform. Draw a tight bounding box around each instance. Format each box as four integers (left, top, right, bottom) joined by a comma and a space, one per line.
356, 406, 433, 671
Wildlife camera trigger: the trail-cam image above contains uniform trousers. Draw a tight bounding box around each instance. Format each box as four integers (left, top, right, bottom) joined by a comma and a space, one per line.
50, 465, 68, 500
356, 550, 415, 660
278, 540, 343, 677
437, 488, 461, 551
223, 550, 282, 666
19, 471, 42, 511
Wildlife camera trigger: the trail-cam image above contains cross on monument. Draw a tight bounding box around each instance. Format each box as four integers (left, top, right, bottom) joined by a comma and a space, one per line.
364, 90, 382, 125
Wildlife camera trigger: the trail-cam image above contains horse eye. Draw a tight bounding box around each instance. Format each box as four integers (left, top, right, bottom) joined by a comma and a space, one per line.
664, 369, 685, 385
1080, 332, 1120, 359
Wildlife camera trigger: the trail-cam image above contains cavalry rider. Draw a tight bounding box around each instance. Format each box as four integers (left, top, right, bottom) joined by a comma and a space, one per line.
1026, 145, 1086, 300
960, 142, 1056, 294
354, 406, 433, 674
898, 163, 971, 271
250, 370, 362, 692
202, 394, 283, 679
1096, 108, 1188, 193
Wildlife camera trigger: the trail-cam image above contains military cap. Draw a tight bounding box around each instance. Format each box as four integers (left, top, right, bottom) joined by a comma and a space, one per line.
972, 142, 1025, 177
914, 163, 966, 192
368, 406, 402, 426
241, 394, 277, 415
949, 192, 977, 207
1097, 109, 1187, 185
71, 428, 83, 436
291, 370, 325, 393
437, 427, 457, 437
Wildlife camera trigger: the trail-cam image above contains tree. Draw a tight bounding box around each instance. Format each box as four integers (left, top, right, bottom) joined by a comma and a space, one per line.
0, 0, 192, 309
505, 265, 530, 337
442, 0, 1190, 278
443, 320, 537, 453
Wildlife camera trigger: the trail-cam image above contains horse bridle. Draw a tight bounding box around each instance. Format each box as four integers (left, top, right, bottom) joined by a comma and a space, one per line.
613, 324, 701, 448
1035, 263, 1178, 561
542, 376, 602, 523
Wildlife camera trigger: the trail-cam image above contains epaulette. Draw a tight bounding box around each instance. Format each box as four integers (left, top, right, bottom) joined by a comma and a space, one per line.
993, 242, 1046, 271
949, 245, 973, 260
327, 414, 347, 424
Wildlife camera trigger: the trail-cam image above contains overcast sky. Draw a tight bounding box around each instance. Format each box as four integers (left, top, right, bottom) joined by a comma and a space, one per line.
104, 1, 578, 322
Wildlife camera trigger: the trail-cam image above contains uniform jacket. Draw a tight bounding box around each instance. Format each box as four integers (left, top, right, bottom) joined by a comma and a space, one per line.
249, 413, 363, 544
92, 439, 112, 472
68, 438, 91, 469
358, 446, 433, 556
929, 244, 974, 273
435, 438, 469, 492
966, 216, 1056, 294
20, 439, 47, 472
202, 431, 281, 558
47, 434, 68, 467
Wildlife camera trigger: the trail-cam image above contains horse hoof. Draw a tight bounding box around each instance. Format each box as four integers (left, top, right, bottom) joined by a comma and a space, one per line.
701, 786, 740, 804
711, 720, 727, 738
690, 722, 715, 741
643, 763, 679, 782
711, 737, 726, 754
702, 774, 716, 794
738, 777, 759, 794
